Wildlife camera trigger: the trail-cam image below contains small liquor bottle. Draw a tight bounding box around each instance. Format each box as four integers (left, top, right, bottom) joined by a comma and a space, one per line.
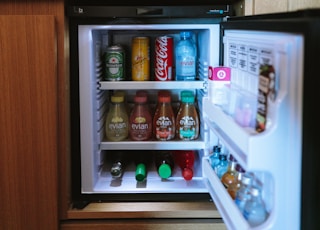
221, 154, 238, 189
214, 154, 228, 179
234, 173, 254, 213
227, 163, 246, 200
134, 151, 153, 182
110, 151, 128, 179
243, 186, 268, 227
174, 150, 195, 181
155, 151, 175, 179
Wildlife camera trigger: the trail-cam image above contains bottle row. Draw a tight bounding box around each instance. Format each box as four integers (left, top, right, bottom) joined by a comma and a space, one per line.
209, 144, 269, 227
103, 31, 197, 81
105, 150, 197, 182
105, 90, 200, 141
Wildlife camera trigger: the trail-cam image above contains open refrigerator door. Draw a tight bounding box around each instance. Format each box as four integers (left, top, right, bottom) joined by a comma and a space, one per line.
203, 29, 303, 229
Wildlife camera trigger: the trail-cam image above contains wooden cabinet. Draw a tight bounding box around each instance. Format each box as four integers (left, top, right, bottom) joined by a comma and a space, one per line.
0, 15, 58, 230
0, 0, 67, 229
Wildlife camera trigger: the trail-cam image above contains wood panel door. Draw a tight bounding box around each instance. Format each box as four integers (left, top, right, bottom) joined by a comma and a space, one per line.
0, 15, 58, 229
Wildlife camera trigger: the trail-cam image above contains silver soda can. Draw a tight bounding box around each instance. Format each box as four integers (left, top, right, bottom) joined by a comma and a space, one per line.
104, 45, 125, 81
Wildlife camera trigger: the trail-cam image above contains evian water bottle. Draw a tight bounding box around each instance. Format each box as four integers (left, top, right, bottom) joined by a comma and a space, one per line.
155, 36, 173, 81
175, 31, 197, 81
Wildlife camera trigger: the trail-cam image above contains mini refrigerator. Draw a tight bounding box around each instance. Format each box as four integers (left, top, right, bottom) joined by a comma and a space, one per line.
67, 1, 320, 229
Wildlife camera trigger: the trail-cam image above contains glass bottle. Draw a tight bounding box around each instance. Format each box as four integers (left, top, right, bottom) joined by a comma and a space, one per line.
214, 154, 228, 179
110, 150, 128, 179
175, 90, 199, 140
227, 163, 246, 200
243, 186, 268, 227
235, 173, 254, 213
134, 150, 153, 182
129, 91, 152, 141
221, 154, 238, 189
209, 144, 221, 169
174, 150, 195, 181
153, 90, 175, 141
155, 151, 175, 179
105, 94, 129, 141
175, 31, 197, 81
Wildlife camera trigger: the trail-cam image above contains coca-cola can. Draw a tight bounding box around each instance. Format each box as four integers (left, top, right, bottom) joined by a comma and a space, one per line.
155, 36, 173, 81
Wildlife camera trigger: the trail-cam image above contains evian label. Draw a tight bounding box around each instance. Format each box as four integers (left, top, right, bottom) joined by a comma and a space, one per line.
155, 36, 173, 81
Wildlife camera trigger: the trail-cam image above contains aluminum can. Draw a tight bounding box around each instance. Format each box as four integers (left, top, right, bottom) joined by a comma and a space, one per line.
131, 37, 150, 81
155, 36, 173, 81
104, 45, 125, 81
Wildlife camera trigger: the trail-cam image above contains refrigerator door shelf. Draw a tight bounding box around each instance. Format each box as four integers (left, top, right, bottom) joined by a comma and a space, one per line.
100, 139, 206, 150
203, 159, 272, 230
99, 80, 206, 90
202, 98, 289, 172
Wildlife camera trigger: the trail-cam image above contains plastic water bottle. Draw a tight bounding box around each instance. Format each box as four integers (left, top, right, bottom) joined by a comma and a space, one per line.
175, 31, 197, 81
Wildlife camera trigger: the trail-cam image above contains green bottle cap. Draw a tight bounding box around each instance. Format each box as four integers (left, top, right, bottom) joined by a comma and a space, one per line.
135, 163, 146, 182
158, 164, 172, 179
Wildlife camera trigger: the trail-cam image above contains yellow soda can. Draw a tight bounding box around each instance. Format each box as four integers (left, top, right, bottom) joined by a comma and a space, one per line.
131, 37, 150, 81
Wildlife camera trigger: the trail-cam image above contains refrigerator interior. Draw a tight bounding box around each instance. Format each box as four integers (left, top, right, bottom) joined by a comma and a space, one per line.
77, 23, 221, 195
74, 20, 304, 229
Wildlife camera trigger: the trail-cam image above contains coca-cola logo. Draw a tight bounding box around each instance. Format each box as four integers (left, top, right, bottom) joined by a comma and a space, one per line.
155, 37, 169, 81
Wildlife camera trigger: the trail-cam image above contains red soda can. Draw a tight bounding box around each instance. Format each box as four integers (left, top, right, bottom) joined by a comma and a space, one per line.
155, 36, 173, 81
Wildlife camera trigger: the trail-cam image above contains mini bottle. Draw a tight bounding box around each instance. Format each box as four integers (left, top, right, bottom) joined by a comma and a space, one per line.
175, 90, 199, 140
174, 150, 195, 181
105, 94, 129, 141
221, 154, 238, 189
153, 90, 175, 140
110, 151, 128, 179
235, 173, 254, 213
209, 145, 221, 169
214, 154, 228, 179
155, 151, 175, 179
175, 31, 197, 81
129, 91, 152, 141
134, 151, 153, 182
227, 163, 246, 200
243, 186, 268, 227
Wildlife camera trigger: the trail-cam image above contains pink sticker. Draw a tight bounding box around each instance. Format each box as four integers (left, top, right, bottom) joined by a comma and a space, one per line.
212, 67, 231, 81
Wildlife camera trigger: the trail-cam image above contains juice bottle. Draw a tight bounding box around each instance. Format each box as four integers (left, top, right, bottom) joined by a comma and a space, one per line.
155, 151, 175, 179
153, 90, 175, 140
174, 150, 195, 181
175, 90, 199, 140
129, 91, 152, 141
105, 94, 129, 141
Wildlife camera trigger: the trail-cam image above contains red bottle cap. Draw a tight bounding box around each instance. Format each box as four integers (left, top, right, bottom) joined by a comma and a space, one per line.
182, 168, 193, 181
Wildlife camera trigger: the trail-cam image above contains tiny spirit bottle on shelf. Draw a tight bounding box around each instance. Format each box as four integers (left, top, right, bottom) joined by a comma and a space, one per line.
174, 150, 195, 181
